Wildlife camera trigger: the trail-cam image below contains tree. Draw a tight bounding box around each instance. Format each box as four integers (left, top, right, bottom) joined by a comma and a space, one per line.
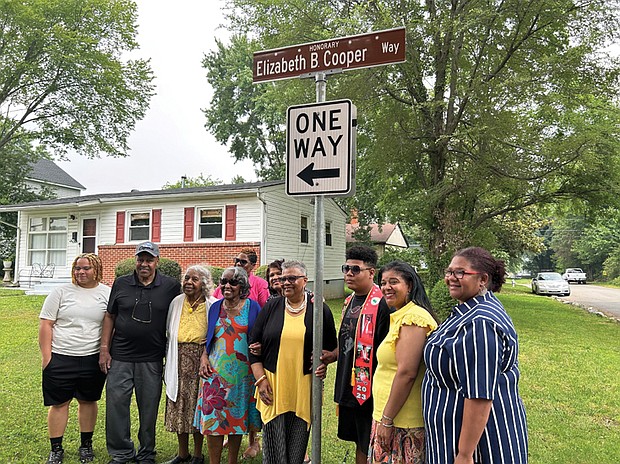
208, 0, 620, 276
572, 210, 620, 278
0, 136, 52, 262
0, 0, 154, 161
203, 35, 314, 180
162, 173, 222, 189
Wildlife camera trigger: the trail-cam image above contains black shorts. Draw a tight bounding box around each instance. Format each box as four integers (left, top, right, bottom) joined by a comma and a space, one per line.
42, 353, 106, 406
337, 402, 373, 453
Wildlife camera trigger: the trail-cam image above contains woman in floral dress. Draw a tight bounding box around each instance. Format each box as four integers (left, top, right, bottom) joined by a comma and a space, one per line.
194, 266, 261, 464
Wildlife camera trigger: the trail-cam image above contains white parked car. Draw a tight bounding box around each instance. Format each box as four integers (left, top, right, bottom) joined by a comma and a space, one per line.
531, 272, 570, 296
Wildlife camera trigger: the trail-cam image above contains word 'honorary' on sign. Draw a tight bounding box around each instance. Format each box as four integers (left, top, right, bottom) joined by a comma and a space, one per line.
286, 100, 357, 196
253, 27, 405, 83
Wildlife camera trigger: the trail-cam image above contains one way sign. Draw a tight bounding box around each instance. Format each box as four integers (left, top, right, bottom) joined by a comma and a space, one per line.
286, 100, 356, 196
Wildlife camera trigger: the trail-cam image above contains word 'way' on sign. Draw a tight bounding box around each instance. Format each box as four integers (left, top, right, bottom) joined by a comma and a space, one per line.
286, 100, 357, 197
253, 27, 406, 83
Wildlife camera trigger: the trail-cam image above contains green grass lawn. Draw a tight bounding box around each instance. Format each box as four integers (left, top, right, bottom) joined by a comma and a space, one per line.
0, 287, 618, 463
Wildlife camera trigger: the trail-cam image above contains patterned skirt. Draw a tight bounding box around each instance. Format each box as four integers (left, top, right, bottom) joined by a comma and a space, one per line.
368, 419, 425, 464
164, 342, 204, 433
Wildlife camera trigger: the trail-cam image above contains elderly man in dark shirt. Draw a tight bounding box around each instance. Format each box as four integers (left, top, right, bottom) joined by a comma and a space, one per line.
99, 242, 180, 464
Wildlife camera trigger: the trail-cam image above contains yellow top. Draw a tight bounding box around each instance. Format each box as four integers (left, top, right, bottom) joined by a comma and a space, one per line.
177, 298, 207, 343
255, 309, 311, 427
371, 301, 437, 428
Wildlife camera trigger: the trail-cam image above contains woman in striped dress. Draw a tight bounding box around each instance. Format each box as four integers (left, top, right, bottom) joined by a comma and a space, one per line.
422, 247, 528, 464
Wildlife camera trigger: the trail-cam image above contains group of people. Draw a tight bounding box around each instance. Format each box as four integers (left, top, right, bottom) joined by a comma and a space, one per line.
39, 240, 528, 464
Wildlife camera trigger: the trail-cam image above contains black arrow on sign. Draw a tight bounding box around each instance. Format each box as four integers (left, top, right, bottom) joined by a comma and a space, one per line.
297, 163, 340, 186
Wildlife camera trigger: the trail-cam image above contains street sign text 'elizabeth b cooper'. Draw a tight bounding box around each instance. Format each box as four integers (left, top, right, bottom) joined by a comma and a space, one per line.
253, 28, 406, 83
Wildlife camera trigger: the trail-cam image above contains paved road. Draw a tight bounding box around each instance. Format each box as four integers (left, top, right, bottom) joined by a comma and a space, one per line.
558, 284, 620, 320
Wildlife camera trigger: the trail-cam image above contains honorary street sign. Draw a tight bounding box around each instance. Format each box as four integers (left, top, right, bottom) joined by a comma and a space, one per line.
286, 100, 357, 196
253, 27, 405, 83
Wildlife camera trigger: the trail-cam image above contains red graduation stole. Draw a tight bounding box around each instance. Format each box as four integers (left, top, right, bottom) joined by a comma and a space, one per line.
346, 284, 383, 405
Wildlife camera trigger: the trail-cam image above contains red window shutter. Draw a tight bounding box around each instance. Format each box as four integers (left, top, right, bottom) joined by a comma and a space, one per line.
184, 207, 194, 242
225, 205, 237, 241
115, 211, 125, 244
151, 209, 162, 242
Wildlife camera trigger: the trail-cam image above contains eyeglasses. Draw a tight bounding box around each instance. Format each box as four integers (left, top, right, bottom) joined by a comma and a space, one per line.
277, 275, 305, 284
234, 258, 249, 266
131, 299, 152, 323
341, 264, 373, 275
220, 278, 240, 286
444, 269, 482, 279
74, 266, 92, 271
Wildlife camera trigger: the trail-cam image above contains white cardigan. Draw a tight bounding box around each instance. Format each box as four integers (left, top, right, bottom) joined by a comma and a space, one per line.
164, 293, 216, 402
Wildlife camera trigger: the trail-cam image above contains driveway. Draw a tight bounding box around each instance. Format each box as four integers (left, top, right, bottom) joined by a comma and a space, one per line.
558, 284, 620, 320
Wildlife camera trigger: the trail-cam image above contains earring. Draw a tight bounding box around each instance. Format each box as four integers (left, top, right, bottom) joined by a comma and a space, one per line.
478, 286, 487, 296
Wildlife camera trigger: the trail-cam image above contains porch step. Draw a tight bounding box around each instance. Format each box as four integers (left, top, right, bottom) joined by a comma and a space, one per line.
25, 277, 72, 296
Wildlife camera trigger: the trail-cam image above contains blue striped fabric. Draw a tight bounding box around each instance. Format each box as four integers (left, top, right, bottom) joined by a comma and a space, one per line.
422, 292, 528, 463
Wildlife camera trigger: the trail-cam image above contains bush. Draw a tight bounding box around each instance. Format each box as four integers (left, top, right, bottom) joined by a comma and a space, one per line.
114, 257, 182, 281
209, 266, 225, 286
254, 264, 269, 281
429, 279, 455, 322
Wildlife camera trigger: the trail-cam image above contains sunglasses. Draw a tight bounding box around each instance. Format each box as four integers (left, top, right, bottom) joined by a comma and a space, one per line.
341, 264, 373, 275
132, 299, 152, 323
277, 275, 305, 284
234, 258, 249, 266
220, 278, 240, 286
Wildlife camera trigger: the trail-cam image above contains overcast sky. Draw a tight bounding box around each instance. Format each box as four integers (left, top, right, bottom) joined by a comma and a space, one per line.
57, 0, 257, 194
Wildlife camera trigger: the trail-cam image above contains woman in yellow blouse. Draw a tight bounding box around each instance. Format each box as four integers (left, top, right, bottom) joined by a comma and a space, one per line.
163, 265, 215, 464
249, 260, 337, 464
369, 261, 438, 464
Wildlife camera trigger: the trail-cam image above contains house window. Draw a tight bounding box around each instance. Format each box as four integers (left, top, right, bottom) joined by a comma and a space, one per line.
129, 212, 150, 241
27, 217, 67, 265
326, 222, 332, 246
301, 216, 309, 244
198, 208, 223, 239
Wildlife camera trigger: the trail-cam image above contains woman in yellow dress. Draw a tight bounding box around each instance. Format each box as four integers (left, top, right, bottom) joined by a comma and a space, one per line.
249, 260, 337, 464
369, 261, 438, 464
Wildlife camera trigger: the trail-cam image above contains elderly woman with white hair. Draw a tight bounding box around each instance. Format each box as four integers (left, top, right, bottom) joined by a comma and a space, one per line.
249, 260, 338, 464
163, 265, 216, 464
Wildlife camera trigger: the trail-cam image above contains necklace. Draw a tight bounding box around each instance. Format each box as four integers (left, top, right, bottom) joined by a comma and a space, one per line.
285, 293, 307, 314
224, 299, 243, 315
186, 295, 205, 313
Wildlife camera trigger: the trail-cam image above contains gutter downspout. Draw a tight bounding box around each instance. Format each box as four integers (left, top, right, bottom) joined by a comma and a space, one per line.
256, 191, 267, 265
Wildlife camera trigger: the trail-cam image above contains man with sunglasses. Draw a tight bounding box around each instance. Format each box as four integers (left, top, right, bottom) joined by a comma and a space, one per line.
326, 246, 391, 464
212, 249, 269, 308
99, 241, 181, 464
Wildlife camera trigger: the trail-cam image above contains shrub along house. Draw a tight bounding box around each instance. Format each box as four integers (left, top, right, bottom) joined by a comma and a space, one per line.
0, 180, 347, 298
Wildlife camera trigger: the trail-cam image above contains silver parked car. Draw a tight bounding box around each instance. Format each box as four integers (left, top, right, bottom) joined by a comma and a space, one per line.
531, 272, 570, 296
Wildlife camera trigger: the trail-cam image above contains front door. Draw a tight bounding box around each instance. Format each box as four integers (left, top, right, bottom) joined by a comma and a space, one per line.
81, 218, 97, 253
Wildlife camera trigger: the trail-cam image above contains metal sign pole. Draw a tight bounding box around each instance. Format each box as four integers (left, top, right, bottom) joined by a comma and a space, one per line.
311, 71, 327, 464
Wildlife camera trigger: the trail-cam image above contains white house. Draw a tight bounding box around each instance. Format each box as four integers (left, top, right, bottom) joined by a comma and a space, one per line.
0, 180, 347, 298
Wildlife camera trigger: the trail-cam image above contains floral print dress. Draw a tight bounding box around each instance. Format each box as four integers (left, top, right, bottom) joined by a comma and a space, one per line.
193, 300, 261, 435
